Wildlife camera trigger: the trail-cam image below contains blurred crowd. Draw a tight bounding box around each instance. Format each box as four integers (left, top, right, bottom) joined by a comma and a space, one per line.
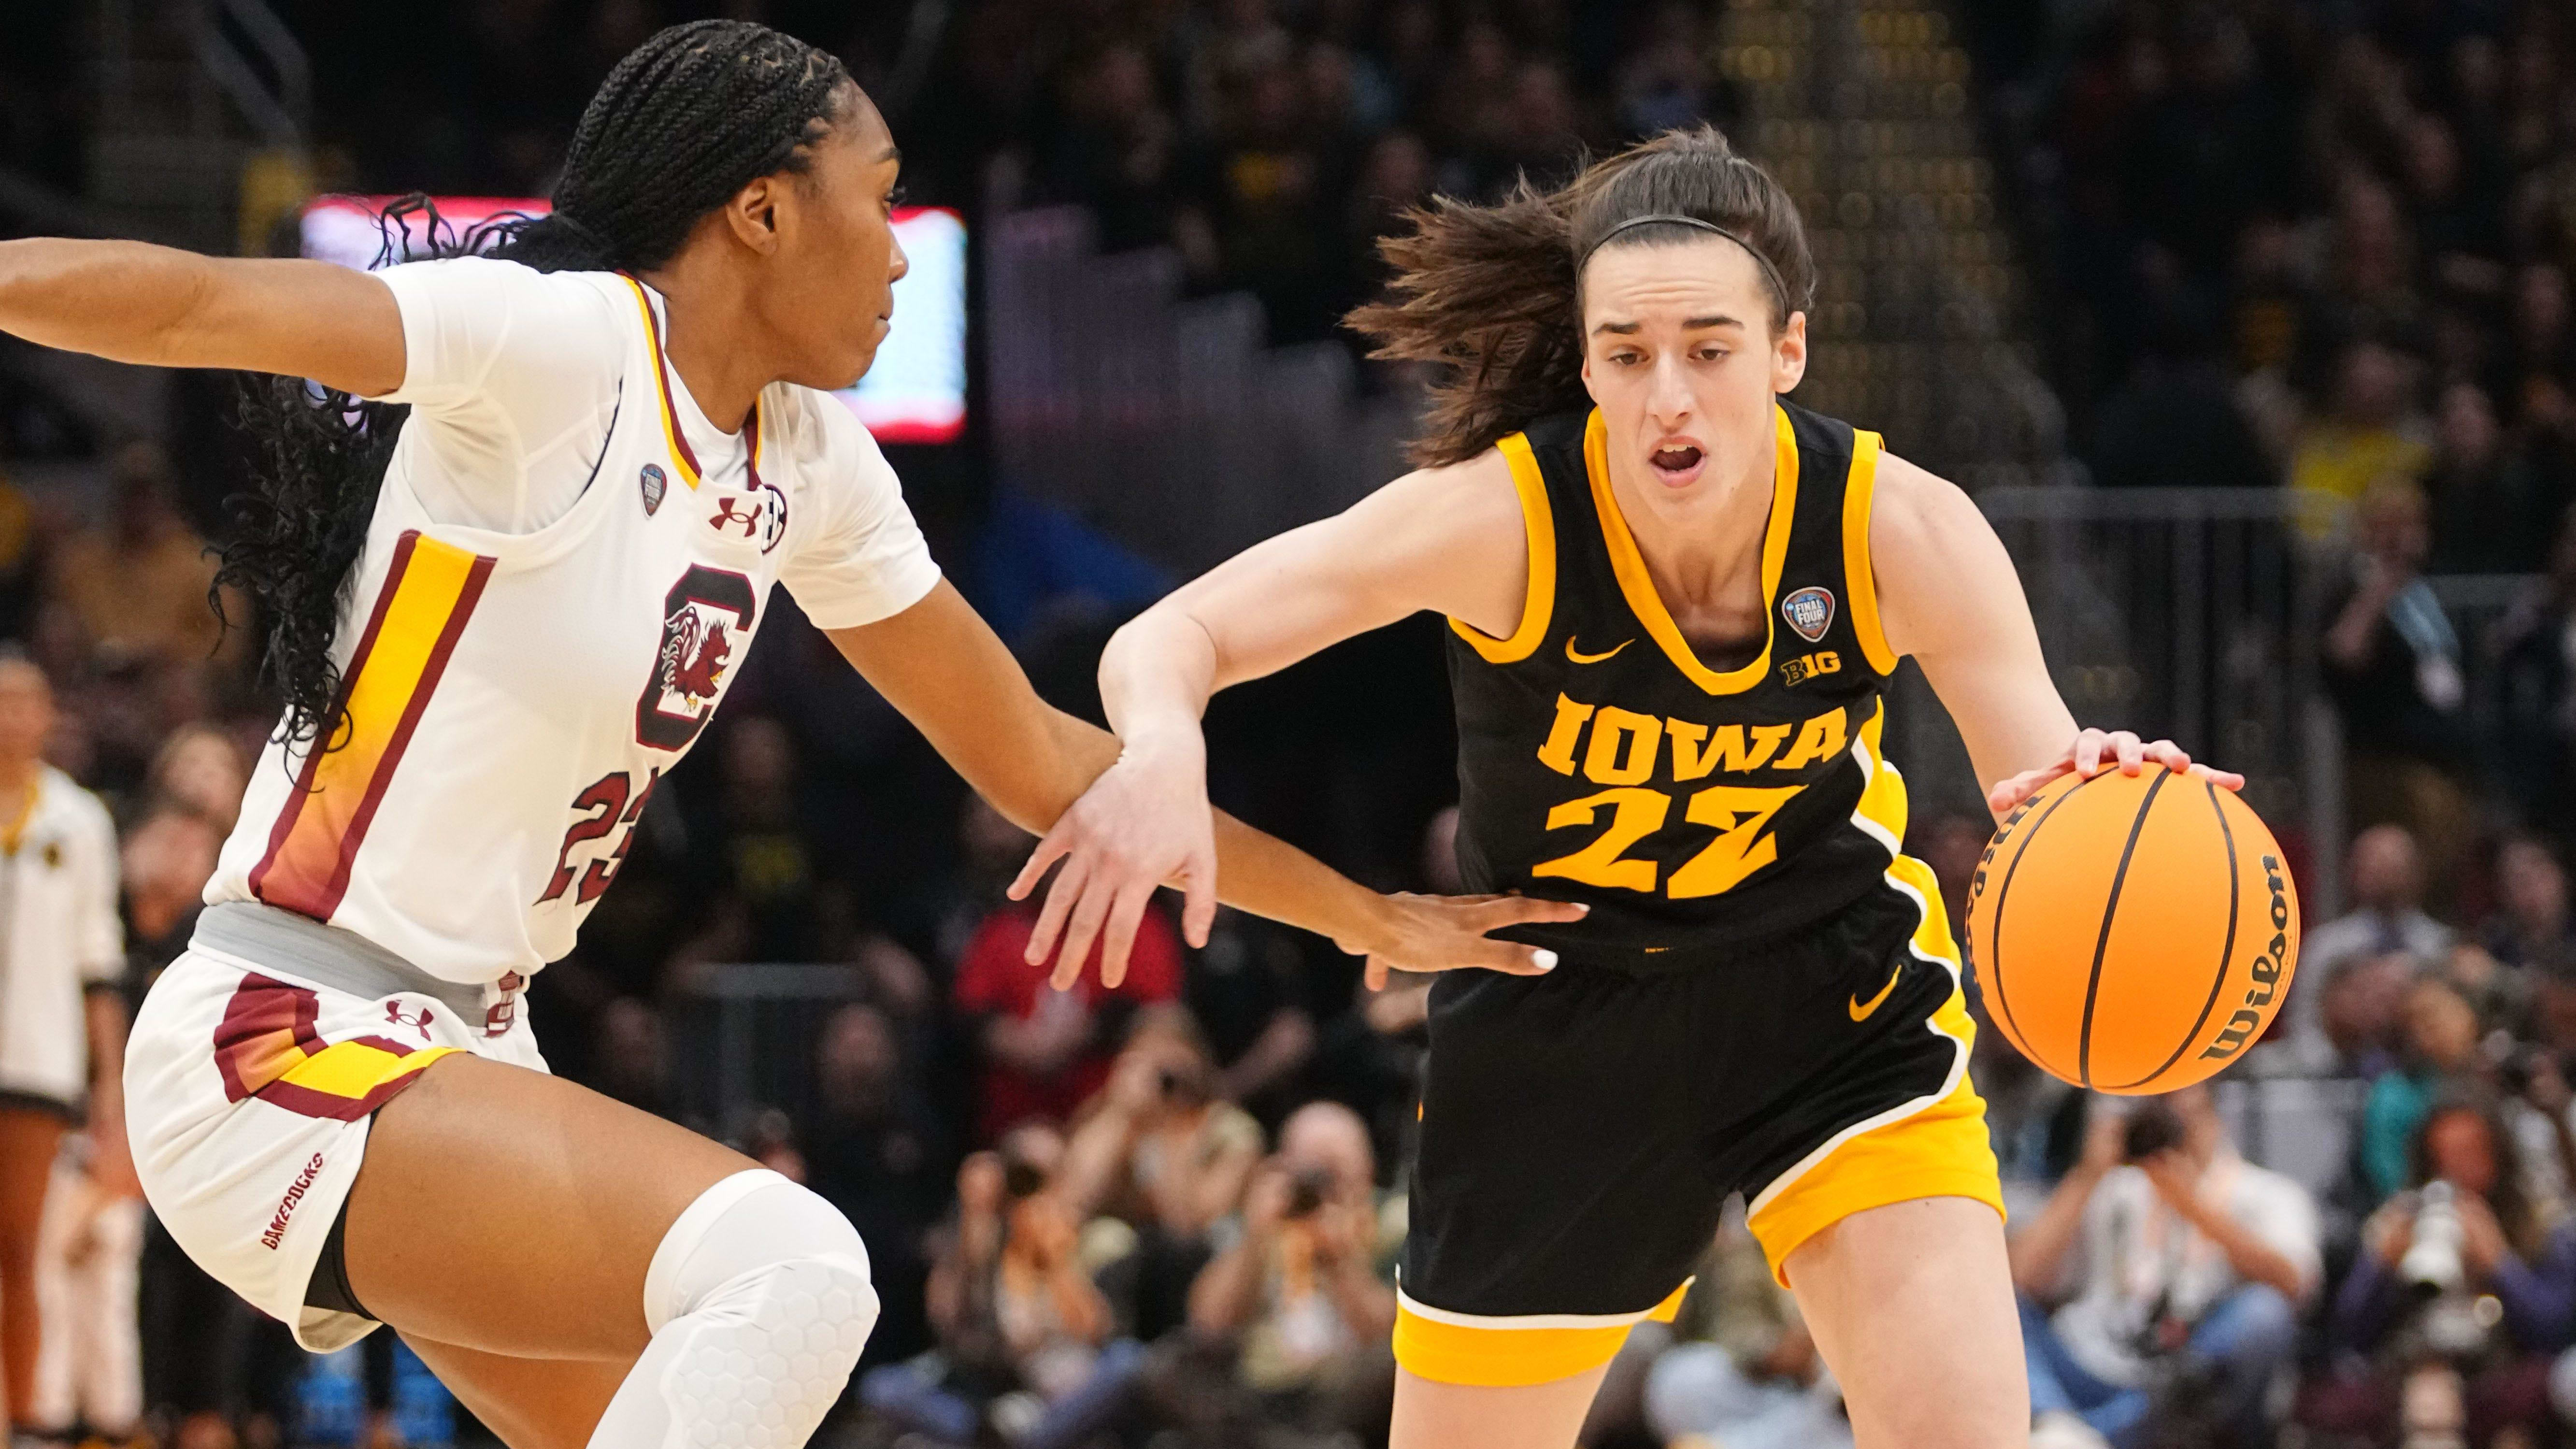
1982, 0, 2576, 549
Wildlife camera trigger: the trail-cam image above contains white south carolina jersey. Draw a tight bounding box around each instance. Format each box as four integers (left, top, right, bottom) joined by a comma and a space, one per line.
203, 258, 941, 986
0, 767, 122, 1109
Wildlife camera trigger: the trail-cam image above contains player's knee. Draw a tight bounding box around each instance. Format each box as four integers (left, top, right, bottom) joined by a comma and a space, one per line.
644, 1168, 878, 1358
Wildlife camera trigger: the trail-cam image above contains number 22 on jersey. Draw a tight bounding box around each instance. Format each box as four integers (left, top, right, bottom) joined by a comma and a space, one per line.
1529, 694, 1843, 898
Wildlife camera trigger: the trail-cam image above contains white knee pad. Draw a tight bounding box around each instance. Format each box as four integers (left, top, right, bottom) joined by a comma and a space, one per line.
590, 1169, 878, 1449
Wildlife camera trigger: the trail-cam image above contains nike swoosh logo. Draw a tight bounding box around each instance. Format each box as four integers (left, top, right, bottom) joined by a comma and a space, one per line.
1565, 638, 1632, 664
1849, 963, 1903, 1021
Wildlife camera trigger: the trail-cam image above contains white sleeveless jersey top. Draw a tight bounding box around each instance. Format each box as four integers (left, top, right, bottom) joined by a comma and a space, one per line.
205, 259, 941, 985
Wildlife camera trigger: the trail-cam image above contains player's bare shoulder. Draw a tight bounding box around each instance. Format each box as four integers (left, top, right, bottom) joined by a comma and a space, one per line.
1348, 445, 1534, 637
1864, 449, 2019, 660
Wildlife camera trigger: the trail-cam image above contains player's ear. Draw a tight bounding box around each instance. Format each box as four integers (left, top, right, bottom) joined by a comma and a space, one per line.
1772, 310, 1808, 394
726, 176, 785, 256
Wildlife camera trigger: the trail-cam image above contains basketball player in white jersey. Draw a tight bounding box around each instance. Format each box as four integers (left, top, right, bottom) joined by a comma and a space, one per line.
0, 22, 1573, 1449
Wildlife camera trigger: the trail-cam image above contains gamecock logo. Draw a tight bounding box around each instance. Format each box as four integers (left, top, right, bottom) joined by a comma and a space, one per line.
635, 564, 757, 752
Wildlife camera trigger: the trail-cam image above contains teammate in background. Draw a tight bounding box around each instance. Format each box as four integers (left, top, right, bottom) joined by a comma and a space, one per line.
0, 22, 1568, 1449
0, 654, 131, 1439
1018, 127, 2241, 1448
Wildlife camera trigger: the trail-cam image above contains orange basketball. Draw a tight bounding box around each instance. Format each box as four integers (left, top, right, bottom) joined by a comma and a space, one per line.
1962, 763, 2299, 1094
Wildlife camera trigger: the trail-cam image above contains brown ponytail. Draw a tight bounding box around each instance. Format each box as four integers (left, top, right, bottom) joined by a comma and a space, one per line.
1347, 125, 1815, 468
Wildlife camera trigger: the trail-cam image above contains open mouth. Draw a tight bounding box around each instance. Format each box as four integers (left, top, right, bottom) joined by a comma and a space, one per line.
1649, 444, 1705, 480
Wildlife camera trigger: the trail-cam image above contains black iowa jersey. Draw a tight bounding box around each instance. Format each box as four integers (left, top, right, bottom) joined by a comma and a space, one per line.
1446, 401, 1911, 969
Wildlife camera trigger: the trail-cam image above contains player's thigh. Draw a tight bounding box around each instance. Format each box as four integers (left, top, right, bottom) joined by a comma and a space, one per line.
1785, 1195, 2027, 1449
343, 1051, 756, 1360
402, 1334, 631, 1449
1390, 1362, 1612, 1449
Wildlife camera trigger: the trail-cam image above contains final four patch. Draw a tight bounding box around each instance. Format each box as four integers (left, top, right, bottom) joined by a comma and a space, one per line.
1781, 586, 1835, 643
639, 464, 668, 516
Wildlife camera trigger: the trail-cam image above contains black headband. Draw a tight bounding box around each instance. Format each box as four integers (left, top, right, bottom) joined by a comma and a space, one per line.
1577, 213, 1793, 315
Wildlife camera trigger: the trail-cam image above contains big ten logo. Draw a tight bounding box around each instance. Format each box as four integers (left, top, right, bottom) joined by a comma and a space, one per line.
2199, 855, 2293, 1063
1534, 696, 1850, 785
1780, 650, 1841, 687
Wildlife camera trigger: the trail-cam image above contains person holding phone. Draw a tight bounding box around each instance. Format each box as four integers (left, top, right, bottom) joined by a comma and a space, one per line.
2008, 1088, 2320, 1449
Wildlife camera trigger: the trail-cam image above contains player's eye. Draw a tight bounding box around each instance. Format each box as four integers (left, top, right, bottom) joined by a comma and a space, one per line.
886, 183, 909, 209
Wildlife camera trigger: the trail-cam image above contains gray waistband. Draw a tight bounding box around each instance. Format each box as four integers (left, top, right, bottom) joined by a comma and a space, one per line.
192, 902, 495, 1021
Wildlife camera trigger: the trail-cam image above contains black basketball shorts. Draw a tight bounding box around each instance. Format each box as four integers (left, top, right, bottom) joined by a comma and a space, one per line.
1392, 859, 2003, 1388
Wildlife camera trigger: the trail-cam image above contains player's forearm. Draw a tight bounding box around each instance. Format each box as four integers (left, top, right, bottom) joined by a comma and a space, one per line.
0, 239, 400, 392
1098, 605, 1220, 752
0, 239, 220, 364
1209, 809, 1393, 955
84, 988, 127, 1097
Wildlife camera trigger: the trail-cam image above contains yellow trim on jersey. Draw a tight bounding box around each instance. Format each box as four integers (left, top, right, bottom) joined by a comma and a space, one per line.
1841, 428, 1901, 675
619, 276, 701, 489
1744, 850, 2002, 1287
1449, 431, 1558, 664
279, 1040, 457, 1100
1746, 1053, 2000, 1286
1852, 702, 1908, 846
1585, 406, 1798, 695
1393, 1280, 1690, 1387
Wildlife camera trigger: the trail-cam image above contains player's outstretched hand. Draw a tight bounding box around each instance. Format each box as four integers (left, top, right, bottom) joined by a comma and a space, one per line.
1342, 892, 1590, 992
1011, 744, 1217, 992
1986, 727, 2246, 816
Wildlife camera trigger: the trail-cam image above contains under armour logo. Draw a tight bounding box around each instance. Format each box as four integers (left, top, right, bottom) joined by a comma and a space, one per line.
707, 497, 759, 538
385, 1001, 434, 1036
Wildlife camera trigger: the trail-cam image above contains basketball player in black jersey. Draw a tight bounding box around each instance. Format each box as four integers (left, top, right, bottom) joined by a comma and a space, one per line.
1015, 127, 2241, 1448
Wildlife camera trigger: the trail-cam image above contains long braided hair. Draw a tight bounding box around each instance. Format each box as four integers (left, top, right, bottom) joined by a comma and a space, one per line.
1346, 125, 1816, 468
222, 20, 859, 754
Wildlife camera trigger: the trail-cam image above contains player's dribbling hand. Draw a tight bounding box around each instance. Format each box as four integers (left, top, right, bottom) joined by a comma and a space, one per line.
1985, 727, 2245, 815
1344, 891, 1589, 991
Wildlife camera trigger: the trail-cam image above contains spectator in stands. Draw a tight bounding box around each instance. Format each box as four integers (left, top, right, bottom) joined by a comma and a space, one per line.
874, 1123, 1122, 1446
2011, 1089, 2318, 1449
2325, 477, 2476, 899
0, 653, 129, 1442
2292, 342, 2433, 514
804, 1001, 954, 1367
2425, 382, 2554, 574
44, 442, 228, 670
1644, 1216, 1852, 1449
2318, 950, 2418, 1079
1187, 907, 1317, 1129
1185, 1100, 1398, 1437
2494, 510, 2576, 846
2320, 1100, 2573, 1448
951, 873, 1184, 1146
2363, 979, 2489, 1200
2082, 296, 2275, 490
142, 723, 246, 833
2287, 824, 2452, 1065
2482, 833, 2575, 971
1032, 44, 1184, 255
1058, 1006, 1262, 1337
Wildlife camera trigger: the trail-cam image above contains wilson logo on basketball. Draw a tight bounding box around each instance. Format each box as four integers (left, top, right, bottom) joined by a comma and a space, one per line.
2199, 855, 2292, 1063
